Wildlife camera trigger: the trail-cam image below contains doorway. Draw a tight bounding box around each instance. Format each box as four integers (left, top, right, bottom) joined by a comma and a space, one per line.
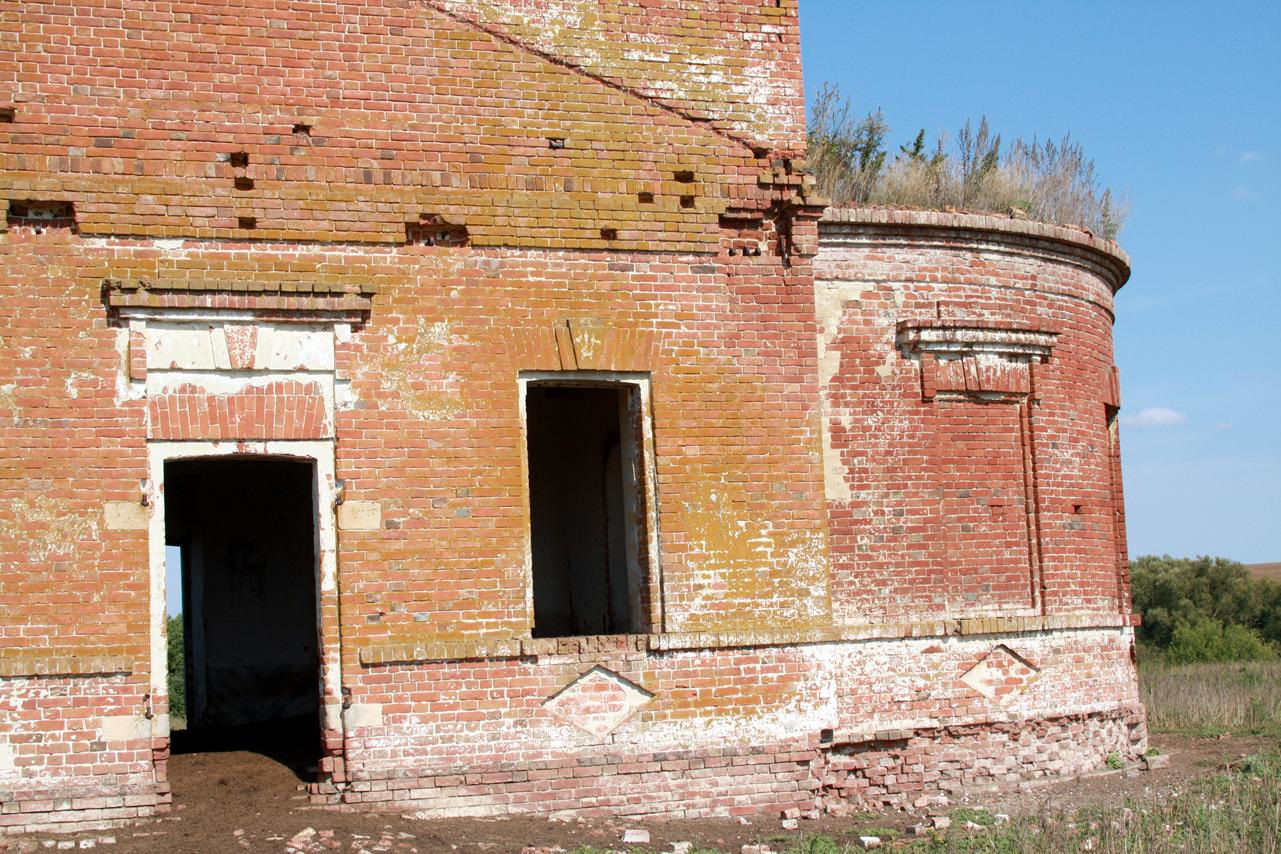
164, 457, 321, 770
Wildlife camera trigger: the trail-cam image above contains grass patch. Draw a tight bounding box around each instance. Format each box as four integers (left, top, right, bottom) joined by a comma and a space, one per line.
950, 807, 997, 827
782, 837, 845, 854
807, 83, 1127, 238
905, 752, 1281, 851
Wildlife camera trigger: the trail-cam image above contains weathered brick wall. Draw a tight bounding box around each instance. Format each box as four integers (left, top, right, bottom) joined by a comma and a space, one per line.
0, 0, 801, 247
1, 0, 1144, 833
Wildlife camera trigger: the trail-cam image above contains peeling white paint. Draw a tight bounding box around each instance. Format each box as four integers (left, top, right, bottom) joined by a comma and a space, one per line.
144, 322, 333, 373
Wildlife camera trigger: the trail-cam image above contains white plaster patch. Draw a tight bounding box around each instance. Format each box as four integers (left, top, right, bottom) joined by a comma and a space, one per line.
145, 322, 334, 373
337, 501, 382, 531
543, 666, 654, 738
324, 701, 344, 735
0, 740, 15, 773
343, 703, 385, 730
265, 326, 333, 372
814, 280, 870, 503
104, 501, 149, 531
334, 379, 357, 411
99, 715, 152, 743
148, 324, 217, 370
64, 371, 93, 399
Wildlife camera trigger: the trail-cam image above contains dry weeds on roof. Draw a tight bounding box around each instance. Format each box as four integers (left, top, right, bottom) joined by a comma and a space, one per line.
808, 83, 1128, 240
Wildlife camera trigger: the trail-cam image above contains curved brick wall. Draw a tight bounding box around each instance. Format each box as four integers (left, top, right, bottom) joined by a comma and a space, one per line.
815, 208, 1132, 623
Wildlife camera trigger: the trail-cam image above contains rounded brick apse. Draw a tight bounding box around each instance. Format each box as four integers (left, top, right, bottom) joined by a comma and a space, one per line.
811, 208, 1143, 810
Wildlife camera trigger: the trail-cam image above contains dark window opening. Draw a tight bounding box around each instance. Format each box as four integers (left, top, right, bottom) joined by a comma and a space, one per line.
165, 457, 320, 776
527, 384, 650, 638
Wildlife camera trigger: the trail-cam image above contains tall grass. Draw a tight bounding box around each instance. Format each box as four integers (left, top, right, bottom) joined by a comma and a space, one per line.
1140, 660, 1281, 734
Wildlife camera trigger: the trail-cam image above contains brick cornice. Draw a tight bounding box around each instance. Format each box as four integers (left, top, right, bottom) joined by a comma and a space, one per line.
819, 206, 1131, 291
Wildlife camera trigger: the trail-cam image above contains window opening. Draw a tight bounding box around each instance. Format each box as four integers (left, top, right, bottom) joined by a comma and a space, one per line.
526, 383, 651, 637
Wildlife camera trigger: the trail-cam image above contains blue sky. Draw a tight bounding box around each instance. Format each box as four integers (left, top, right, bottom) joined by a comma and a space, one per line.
800, 0, 1280, 564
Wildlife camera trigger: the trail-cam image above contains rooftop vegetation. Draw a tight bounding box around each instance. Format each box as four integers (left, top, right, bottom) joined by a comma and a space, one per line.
807, 83, 1128, 239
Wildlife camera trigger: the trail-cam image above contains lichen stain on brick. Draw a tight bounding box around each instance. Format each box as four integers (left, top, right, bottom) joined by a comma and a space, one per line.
432, 0, 803, 145
678, 480, 829, 633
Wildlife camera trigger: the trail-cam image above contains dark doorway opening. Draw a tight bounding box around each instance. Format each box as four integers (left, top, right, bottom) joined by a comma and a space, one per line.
526, 384, 649, 638
165, 457, 320, 778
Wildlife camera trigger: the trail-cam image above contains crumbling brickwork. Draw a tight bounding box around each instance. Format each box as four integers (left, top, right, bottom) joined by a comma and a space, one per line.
1, 0, 1142, 834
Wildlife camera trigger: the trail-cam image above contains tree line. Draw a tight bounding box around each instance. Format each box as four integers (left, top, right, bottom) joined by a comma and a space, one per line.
1132, 555, 1281, 662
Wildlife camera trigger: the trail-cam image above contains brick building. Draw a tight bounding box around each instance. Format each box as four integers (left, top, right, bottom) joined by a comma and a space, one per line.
0, 0, 1143, 833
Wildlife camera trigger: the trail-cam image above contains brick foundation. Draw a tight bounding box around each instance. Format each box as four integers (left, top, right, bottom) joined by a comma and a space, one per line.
326, 627, 1143, 819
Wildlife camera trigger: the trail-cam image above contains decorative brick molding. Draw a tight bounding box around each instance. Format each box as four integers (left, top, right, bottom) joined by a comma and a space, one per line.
896, 320, 1058, 402
897, 321, 1058, 361
357, 612, 1140, 666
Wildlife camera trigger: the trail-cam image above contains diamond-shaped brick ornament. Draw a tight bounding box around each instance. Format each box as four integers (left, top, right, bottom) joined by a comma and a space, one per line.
543, 666, 655, 737
960, 645, 1040, 701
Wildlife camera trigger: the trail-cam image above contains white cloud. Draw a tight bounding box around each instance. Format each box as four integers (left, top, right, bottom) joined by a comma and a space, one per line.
1231, 185, 1260, 201
1238, 151, 1261, 163
1121, 407, 1187, 428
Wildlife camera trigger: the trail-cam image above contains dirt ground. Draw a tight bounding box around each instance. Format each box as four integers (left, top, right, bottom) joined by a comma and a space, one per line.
3, 733, 1277, 854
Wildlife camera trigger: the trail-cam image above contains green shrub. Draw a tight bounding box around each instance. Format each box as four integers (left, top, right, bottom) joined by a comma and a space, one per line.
1130, 555, 1281, 666
167, 613, 185, 719
1167, 617, 1277, 663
